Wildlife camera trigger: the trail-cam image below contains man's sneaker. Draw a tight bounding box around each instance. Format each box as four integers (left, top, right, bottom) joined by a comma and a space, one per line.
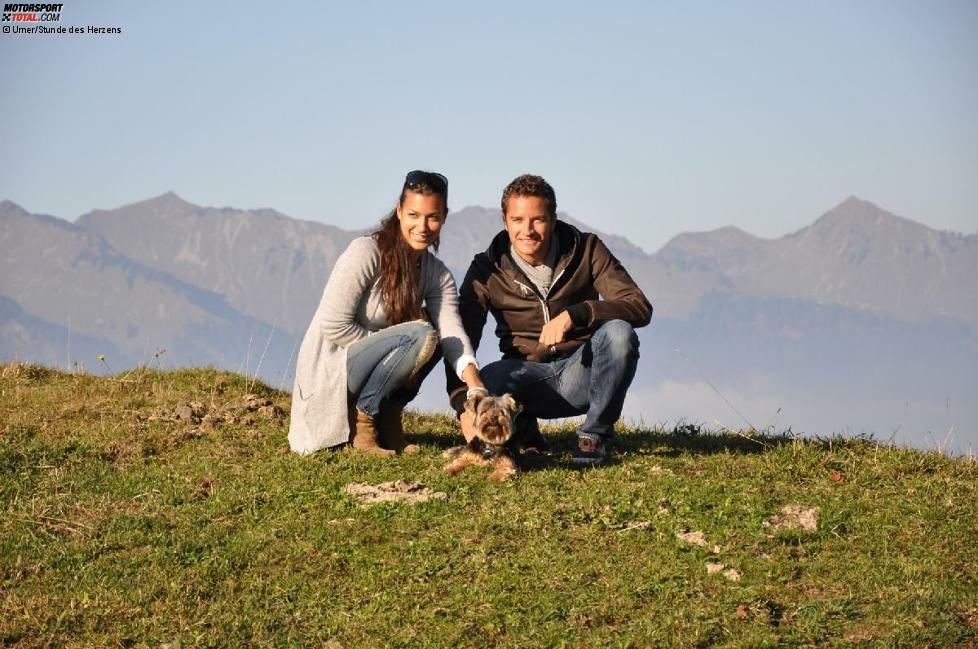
571, 433, 608, 466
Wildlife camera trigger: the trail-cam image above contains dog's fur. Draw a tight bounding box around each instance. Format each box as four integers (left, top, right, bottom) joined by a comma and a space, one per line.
443, 393, 522, 481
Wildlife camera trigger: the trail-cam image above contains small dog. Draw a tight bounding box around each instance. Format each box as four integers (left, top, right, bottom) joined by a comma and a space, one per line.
443, 392, 522, 481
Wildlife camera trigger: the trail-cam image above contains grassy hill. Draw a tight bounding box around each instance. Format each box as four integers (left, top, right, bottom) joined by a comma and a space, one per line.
1, 364, 976, 647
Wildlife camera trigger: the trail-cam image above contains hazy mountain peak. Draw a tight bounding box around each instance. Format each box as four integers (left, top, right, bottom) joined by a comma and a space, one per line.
707, 225, 761, 242
811, 196, 920, 233
107, 191, 195, 212
87, 193, 306, 227
76, 192, 200, 229
658, 224, 763, 256
151, 190, 190, 205
825, 195, 887, 217
455, 205, 498, 217
0, 199, 29, 217
839, 195, 869, 208
136, 191, 196, 211
1, 199, 82, 233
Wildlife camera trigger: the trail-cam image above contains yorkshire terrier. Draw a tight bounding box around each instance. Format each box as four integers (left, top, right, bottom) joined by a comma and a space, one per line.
443, 392, 523, 481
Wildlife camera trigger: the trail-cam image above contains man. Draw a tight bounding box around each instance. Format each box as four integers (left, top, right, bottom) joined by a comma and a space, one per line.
448, 174, 652, 465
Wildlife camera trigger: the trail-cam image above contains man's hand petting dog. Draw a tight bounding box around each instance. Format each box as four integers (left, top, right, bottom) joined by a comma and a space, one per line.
444, 392, 522, 481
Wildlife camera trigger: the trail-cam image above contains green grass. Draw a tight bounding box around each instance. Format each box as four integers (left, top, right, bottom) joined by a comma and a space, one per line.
1, 363, 976, 648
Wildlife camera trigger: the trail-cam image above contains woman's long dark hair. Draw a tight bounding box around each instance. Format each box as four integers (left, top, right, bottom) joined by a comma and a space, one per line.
372, 178, 447, 325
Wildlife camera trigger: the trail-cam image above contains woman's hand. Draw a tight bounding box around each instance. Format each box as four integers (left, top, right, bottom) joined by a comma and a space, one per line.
458, 363, 485, 443
460, 364, 484, 391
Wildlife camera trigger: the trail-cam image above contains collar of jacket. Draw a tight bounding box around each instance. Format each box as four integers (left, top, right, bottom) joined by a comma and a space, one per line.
483, 219, 583, 286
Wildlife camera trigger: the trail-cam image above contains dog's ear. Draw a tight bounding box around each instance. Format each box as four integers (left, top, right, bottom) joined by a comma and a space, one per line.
502, 393, 522, 414
464, 392, 487, 415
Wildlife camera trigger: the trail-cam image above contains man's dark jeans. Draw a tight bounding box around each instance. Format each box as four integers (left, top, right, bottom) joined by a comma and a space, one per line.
480, 320, 640, 439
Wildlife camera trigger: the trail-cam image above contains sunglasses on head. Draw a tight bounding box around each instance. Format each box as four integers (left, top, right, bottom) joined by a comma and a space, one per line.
403, 170, 448, 194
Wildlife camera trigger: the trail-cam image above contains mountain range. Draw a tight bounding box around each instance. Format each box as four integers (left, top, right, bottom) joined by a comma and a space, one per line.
2, 193, 975, 452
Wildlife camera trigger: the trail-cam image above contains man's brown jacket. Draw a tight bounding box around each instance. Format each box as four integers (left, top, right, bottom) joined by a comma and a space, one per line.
446, 220, 652, 405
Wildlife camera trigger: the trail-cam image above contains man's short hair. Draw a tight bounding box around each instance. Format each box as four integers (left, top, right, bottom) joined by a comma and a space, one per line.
501, 174, 557, 217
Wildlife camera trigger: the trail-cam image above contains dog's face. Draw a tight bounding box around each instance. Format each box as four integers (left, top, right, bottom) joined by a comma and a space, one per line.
464, 393, 521, 445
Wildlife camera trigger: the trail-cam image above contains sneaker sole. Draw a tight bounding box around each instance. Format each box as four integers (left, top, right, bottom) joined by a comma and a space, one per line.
570, 456, 605, 466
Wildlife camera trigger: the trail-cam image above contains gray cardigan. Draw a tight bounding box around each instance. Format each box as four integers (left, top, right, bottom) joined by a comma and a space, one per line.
288, 236, 476, 454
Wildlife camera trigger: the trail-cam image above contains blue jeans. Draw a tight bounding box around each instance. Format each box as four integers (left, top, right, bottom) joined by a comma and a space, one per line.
346, 321, 439, 417
480, 320, 639, 439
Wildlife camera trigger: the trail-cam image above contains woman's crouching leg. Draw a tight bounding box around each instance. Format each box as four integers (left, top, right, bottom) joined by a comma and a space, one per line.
381, 323, 442, 453
346, 321, 440, 454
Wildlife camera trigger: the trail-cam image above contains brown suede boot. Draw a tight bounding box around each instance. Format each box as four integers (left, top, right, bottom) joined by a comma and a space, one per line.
377, 402, 419, 455
350, 407, 396, 457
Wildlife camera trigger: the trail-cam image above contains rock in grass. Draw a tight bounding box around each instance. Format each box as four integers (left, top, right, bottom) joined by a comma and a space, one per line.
345, 480, 448, 505
706, 561, 725, 574
677, 530, 709, 547
706, 562, 741, 581
766, 505, 820, 532
722, 567, 742, 581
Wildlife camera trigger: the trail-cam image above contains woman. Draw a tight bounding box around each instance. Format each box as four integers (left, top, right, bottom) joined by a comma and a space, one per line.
288, 170, 486, 455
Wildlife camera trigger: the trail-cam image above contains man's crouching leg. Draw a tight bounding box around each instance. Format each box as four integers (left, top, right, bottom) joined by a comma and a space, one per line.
572, 319, 640, 466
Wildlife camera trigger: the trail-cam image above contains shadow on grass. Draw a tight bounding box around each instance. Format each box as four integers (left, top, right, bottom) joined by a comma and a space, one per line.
403, 412, 895, 475
611, 427, 794, 457
404, 419, 815, 477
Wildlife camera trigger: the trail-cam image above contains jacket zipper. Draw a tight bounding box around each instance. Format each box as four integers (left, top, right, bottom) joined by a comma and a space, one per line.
514, 278, 558, 357
552, 268, 566, 290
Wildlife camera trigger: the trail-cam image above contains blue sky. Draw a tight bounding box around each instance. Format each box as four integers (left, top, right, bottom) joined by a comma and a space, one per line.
2, 0, 976, 252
